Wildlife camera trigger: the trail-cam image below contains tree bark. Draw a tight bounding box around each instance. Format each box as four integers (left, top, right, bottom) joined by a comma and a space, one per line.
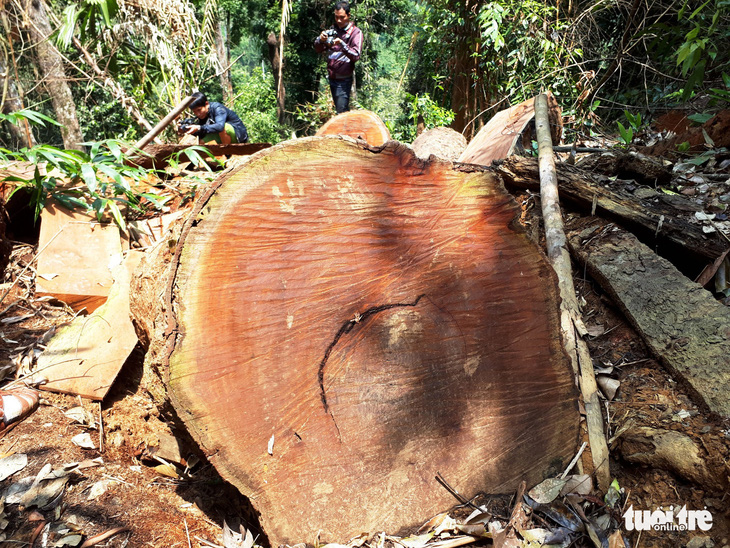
1, 9, 34, 148
267, 32, 286, 124
131, 136, 579, 547
567, 216, 730, 421
215, 15, 233, 104
535, 93, 610, 492
25, 0, 84, 150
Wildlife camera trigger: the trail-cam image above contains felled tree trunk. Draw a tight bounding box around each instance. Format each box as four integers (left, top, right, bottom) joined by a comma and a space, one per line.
315, 109, 391, 146
496, 156, 728, 276
131, 137, 579, 546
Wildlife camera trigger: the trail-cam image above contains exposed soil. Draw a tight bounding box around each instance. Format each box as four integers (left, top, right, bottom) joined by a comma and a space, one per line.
1, 152, 730, 548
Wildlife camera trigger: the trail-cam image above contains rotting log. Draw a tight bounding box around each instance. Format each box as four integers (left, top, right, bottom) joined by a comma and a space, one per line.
315, 109, 391, 146
494, 157, 728, 278
567, 216, 730, 420
130, 143, 272, 170
411, 127, 467, 161
131, 136, 579, 546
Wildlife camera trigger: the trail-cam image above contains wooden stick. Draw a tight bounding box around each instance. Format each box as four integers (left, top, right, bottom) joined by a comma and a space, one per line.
80, 526, 130, 547
535, 93, 611, 492
132, 95, 195, 151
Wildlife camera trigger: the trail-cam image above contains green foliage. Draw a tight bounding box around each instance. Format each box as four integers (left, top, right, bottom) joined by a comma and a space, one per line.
387, 92, 455, 142
230, 67, 290, 143
687, 112, 715, 124
673, 0, 729, 100
168, 145, 225, 171
617, 110, 642, 147
616, 122, 633, 147
415, 0, 580, 122
1, 113, 166, 229
0, 109, 60, 129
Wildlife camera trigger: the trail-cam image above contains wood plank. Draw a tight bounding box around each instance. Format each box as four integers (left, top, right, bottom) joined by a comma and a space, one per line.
36, 201, 122, 313
32, 250, 143, 400
315, 109, 391, 146
567, 218, 730, 419
458, 93, 562, 166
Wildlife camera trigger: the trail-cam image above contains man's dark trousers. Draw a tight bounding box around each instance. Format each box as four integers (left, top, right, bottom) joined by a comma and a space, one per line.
330, 77, 353, 113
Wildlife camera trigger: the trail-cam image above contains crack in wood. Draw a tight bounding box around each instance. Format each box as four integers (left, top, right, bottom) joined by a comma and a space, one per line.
317, 294, 426, 435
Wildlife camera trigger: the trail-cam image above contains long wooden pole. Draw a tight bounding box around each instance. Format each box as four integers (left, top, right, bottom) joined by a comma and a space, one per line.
132, 95, 195, 152
535, 92, 611, 492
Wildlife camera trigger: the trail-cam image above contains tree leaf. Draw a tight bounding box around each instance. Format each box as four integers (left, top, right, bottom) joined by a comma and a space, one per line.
687, 112, 713, 124
81, 163, 98, 193
106, 200, 126, 231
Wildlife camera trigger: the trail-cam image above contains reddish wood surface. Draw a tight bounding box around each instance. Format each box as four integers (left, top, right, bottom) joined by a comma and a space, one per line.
458, 93, 562, 166
160, 137, 578, 545
315, 109, 391, 146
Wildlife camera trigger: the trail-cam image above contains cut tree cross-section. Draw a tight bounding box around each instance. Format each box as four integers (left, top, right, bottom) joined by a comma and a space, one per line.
132, 136, 579, 546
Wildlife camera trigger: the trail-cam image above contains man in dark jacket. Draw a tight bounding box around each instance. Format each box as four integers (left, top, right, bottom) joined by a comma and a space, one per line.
314, 1, 362, 113
183, 92, 249, 144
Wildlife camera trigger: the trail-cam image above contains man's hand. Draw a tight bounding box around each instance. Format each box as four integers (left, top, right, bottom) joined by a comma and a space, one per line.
332, 37, 343, 46
185, 125, 200, 135
319, 31, 328, 43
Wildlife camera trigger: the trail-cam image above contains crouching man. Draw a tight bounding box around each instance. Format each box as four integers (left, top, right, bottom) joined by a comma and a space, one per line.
183, 91, 249, 144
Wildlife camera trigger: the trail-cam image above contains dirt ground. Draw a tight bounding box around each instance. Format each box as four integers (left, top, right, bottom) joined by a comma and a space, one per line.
1, 164, 730, 548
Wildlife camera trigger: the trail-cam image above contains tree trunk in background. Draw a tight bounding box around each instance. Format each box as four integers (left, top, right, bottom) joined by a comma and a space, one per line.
0, 49, 34, 148
1, 8, 34, 148
215, 14, 233, 104
267, 32, 286, 123
449, 0, 480, 139
25, 0, 84, 151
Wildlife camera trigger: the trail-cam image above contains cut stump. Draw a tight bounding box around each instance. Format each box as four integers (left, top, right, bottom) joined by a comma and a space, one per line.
315, 109, 391, 146
132, 137, 579, 546
411, 127, 467, 161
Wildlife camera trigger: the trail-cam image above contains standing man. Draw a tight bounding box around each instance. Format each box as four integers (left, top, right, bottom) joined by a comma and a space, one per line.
183, 91, 249, 144
314, 1, 363, 113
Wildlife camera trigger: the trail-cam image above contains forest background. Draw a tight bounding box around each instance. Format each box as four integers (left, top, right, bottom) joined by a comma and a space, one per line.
1, 0, 729, 160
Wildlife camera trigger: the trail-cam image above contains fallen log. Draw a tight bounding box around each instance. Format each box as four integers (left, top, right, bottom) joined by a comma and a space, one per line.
315, 109, 391, 146
130, 143, 272, 170
131, 137, 579, 546
494, 157, 728, 277
567, 217, 730, 419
